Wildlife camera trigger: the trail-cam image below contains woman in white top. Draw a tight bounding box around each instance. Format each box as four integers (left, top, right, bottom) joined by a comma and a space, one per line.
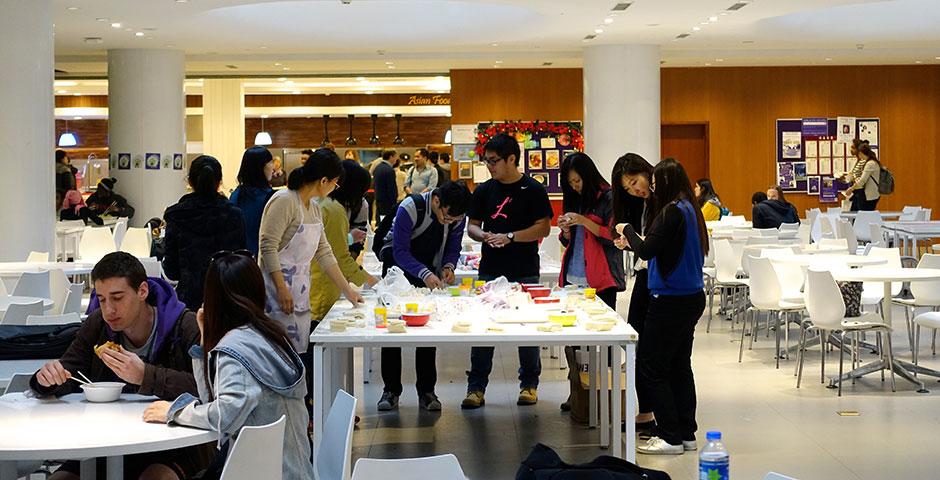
259, 148, 364, 352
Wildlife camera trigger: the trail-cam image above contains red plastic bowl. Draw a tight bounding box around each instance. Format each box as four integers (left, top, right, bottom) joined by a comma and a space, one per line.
533, 297, 560, 304
520, 283, 543, 292
528, 287, 552, 299
402, 312, 430, 327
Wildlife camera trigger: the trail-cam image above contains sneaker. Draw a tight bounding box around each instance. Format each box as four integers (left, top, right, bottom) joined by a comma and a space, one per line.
377, 391, 399, 411
419, 392, 442, 411
682, 440, 697, 451
633, 420, 656, 440
636, 436, 684, 455
461, 391, 485, 409
517, 387, 538, 406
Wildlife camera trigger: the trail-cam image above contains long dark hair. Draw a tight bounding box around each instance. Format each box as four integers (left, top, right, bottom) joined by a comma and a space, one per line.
188, 155, 223, 196
288, 148, 344, 190
560, 152, 609, 214
201, 254, 294, 398
237, 146, 273, 189
649, 159, 709, 256
695, 178, 720, 208
611, 152, 654, 235
330, 160, 371, 216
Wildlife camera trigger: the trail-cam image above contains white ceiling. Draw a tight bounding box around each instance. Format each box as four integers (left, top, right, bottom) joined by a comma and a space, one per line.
51, 0, 940, 76
53, 76, 452, 95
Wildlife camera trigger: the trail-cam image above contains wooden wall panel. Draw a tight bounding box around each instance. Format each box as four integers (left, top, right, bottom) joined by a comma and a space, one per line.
55, 119, 108, 148
450, 69, 583, 124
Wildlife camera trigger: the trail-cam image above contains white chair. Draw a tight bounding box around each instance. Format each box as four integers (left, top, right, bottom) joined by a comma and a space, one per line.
914, 209, 929, 222
120, 227, 152, 257
762, 248, 803, 303
819, 238, 850, 254
3, 373, 33, 395
12, 270, 51, 299
867, 224, 886, 251
219, 415, 286, 480
316, 390, 357, 480
111, 219, 129, 251
0, 301, 44, 326
26, 312, 81, 326
913, 312, 940, 369
853, 210, 882, 243
539, 234, 563, 265
899, 208, 921, 222
896, 255, 940, 355
49, 269, 71, 315
139, 257, 164, 278
26, 251, 49, 263
0, 281, 6, 297
923, 208, 932, 220
796, 223, 811, 245
861, 247, 903, 309
61, 282, 85, 316
352, 454, 466, 480
754, 228, 779, 237
797, 269, 895, 396
709, 239, 748, 333
837, 219, 859, 255
818, 215, 837, 240
765, 473, 799, 480
740, 257, 804, 367
79, 226, 117, 261
826, 207, 843, 215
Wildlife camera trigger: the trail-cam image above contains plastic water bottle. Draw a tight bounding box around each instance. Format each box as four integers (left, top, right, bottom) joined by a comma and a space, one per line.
699, 431, 729, 480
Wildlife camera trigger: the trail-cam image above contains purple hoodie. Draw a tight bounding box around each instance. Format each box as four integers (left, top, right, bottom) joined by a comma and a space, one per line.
86, 277, 188, 362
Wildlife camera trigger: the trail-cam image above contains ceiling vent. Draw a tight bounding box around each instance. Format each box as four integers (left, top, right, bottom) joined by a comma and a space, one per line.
726, 2, 749, 11
583, 34, 597, 40
542, 61, 554, 66
225, 64, 238, 69
675, 33, 691, 39
611, 2, 632, 11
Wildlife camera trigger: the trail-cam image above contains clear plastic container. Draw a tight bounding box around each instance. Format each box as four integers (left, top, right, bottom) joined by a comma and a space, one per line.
699, 431, 729, 480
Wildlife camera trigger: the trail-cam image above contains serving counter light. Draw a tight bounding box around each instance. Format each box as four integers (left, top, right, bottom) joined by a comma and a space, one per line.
58, 120, 78, 147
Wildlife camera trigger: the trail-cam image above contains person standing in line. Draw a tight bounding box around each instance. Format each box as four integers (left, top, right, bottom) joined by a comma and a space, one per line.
377, 181, 472, 412
259, 148, 364, 353
55, 149, 77, 207
269, 155, 287, 188
462, 133, 553, 409
843, 144, 882, 211
163, 155, 246, 310
610, 152, 657, 436
372, 148, 399, 221
395, 155, 409, 202
299, 149, 315, 165
693, 178, 723, 221
229, 146, 276, 256
404, 148, 439, 195
616, 158, 708, 455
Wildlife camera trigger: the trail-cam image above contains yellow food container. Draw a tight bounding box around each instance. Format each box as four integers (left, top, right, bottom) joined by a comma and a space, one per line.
462, 277, 474, 287
373, 306, 387, 327
474, 280, 486, 293
584, 288, 597, 300
448, 286, 461, 297
548, 313, 577, 327
405, 303, 419, 313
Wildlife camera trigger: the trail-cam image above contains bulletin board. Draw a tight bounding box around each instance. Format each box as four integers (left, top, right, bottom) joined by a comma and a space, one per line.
775, 117, 880, 202
475, 120, 583, 195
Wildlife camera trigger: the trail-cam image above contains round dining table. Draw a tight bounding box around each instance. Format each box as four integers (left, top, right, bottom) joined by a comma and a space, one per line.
0, 393, 216, 480
0, 262, 95, 278
770, 254, 888, 268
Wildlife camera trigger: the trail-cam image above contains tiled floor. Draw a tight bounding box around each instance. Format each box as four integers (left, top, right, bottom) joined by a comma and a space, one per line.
349, 289, 940, 479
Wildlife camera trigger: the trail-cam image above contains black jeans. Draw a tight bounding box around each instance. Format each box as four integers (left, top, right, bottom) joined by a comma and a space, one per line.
381, 347, 437, 396
597, 287, 617, 310
850, 189, 879, 212
627, 269, 653, 414
637, 291, 705, 445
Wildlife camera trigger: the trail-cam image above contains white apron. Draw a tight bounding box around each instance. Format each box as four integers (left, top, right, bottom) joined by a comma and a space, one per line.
263, 195, 322, 352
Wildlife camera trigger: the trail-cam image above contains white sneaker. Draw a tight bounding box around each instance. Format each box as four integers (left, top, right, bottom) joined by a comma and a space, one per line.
636, 436, 684, 455
683, 440, 697, 451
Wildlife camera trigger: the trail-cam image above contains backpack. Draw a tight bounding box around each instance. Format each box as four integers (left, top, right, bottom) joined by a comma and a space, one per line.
371, 193, 429, 259
0, 324, 81, 360
516, 443, 671, 480
874, 162, 895, 195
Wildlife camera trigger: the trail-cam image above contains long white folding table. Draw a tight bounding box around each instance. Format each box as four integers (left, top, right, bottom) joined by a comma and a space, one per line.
881, 221, 940, 258
310, 297, 638, 466
0, 393, 216, 480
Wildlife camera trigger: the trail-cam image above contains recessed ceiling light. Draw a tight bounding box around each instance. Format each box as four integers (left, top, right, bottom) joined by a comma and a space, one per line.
176, 0, 189, 3
603, 17, 614, 25
356, 76, 366, 82
261, 114, 269, 119
111, 23, 122, 28
387, 65, 396, 69
365, 90, 374, 95
292, 91, 301, 94
259, 46, 267, 49
73, 116, 83, 120
705, 63, 712, 66
594, 27, 604, 34
692, 26, 701, 31
708, 15, 719, 22
825, 57, 832, 61
66, 6, 80, 11
495, 60, 503, 64
274, 62, 282, 66
699, 21, 709, 25
716, 58, 724, 62
385, 61, 394, 65
935, 56, 940, 60
135, 32, 144, 37
96, 17, 109, 22
491, 43, 499, 47
282, 67, 291, 70
915, 60, 923, 64
73, 93, 81, 96
56, 89, 67, 94
720, 12, 729, 16
384, 114, 393, 118
493, 64, 501, 68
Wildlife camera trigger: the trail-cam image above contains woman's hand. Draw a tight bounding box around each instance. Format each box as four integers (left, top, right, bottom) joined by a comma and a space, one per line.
143, 401, 171, 424
350, 229, 367, 244
565, 213, 586, 226
195, 308, 205, 344
343, 286, 365, 305
276, 283, 294, 314
614, 236, 629, 250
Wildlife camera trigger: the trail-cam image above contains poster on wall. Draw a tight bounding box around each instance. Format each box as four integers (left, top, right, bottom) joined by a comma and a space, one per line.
472, 163, 490, 183
133, 155, 143, 169
457, 161, 473, 179
801, 117, 829, 136
782, 132, 802, 158
145, 153, 160, 170
806, 157, 818, 175
820, 177, 839, 202
832, 158, 847, 178
793, 162, 807, 182
777, 162, 796, 188
832, 141, 846, 158
805, 140, 818, 158
818, 139, 832, 158
837, 116, 856, 142
818, 157, 833, 176
475, 120, 583, 195
453, 144, 476, 163
858, 120, 879, 145
118, 153, 131, 170
450, 124, 477, 145
807, 176, 821, 195
545, 150, 560, 169
173, 153, 184, 170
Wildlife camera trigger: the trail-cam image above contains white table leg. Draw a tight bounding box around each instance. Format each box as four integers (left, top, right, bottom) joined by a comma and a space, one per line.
587, 345, 597, 428
0, 461, 16, 480
106, 456, 123, 480
312, 344, 324, 465
600, 345, 609, 449
624, 342, 636, 462
612, 343, 624, 459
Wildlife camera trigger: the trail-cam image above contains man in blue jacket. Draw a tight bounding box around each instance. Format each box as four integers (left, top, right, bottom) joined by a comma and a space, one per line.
372, 148, 400, 220
377, 181, 471, 411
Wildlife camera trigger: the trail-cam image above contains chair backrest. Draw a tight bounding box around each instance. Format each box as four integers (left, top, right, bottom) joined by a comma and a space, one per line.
26, 312, 81, 326
902, 205, 921, 214
865, 246, 903, 295
79, 226, 117, 261
914, 209, 929, 221
539, 234, 563, 264
838, 219, 858, 254
780, 222, 799, 231
48, 269, 71, 315
704, 235, 715, 268
139, 257, 163, 278
12, 270, 51, 298
351, 454, 466, 480
755, 228, 779, 237
819, 238, 850, 253
0, 301, 44, 326
797, 224, 811, 245
746, 235, 777, 245
868, 223, 884, 248
819, 215, 836, 239
899, 208, 920, 222
826, 207, 843, 215
853, 210, 883, 242
2, 373, 34, 395
111, 219, 129, 250
316, 390, 357, 480
764, 473, 799, 480
805, 269, 846, 330
764, 251, 805, 297
220, 415, 286, 480
61, 282, 85, 315
748, 257, 783, 309
923, 208, 932, 220
721, 215, 747, 225
120, 227, 152, 257
911, 254, 940, 305
714, 240, 739, 283
26, 251, 49, 263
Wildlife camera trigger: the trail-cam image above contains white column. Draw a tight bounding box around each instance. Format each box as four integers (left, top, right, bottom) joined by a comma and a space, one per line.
202, 79, 245, 194
583, 45, 661, 181
0, 0, 54, 261
108, 49, 186, 227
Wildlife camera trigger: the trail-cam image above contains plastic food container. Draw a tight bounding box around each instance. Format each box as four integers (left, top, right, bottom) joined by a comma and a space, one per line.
402, 312, 431, 327
80, 382, 125, 403
533, 297, 561, 304
548, 313, 577, 327
527, 287, 552, 299
520, 283, 543, 292
584, 288, 597, 300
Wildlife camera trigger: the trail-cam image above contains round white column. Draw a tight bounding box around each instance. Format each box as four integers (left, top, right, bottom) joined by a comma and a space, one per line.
108, 49, 186, 227
583, 45, 661, 181
0, 0, 55, 261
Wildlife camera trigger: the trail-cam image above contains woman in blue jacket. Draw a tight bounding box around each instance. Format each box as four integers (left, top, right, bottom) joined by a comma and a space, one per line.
229, 146, 276, 255
617, 158, 708, 455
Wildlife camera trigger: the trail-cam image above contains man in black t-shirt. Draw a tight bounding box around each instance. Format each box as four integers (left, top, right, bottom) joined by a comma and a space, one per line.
462, 134, 554, 409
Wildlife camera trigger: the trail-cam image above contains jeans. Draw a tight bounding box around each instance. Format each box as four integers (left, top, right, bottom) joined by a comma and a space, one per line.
468, 274, 542, 392
381, 347, 437, 396
637, 291, 705, 445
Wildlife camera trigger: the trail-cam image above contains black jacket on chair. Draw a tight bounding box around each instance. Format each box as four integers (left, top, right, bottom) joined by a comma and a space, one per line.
752, 199, 799, 229
162, 193, 246, 309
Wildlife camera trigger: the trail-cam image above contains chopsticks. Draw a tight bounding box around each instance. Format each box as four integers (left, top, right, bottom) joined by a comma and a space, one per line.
69, 370, 94, 386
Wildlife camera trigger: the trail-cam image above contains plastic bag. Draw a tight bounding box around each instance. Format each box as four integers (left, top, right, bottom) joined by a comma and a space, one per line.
373, 266, 415, 307
476, 276, 515, 308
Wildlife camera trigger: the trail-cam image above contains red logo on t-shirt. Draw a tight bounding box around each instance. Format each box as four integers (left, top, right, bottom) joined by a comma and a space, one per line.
491, 196, 512, 220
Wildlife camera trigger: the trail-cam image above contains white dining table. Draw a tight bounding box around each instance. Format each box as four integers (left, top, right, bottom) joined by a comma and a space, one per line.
0, 261, 96, 279
770, 254, 888, 268
830, 267, 940, 392
0, 393, 217, 480
0, 295, 55, 313
800, 244, 850, 254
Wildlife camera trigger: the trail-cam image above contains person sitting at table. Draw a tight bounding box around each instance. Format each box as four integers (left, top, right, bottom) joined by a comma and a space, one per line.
29, 251, 208, 480
86, 177, 136, 219
59, 188, 104, 225
751, 191, 768, 206
375, 180, 471, 412
694, 178, 724, 222
143, 252, 314, 480
752, 186, 799, 229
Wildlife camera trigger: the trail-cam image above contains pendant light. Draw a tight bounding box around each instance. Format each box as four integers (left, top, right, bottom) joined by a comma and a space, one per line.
345, 114, 357, 145
321, 114, 331, 146
392, 114, 404, 145
444, 129, 452, 144
254, 115, 273, 146
58, 119, 78, 147
369, 114, 380, 144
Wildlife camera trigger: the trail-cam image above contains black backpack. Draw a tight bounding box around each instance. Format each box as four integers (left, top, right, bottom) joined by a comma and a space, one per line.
371, 193, 429, 260
0, 324, 81, 360
516, 443, 671, 480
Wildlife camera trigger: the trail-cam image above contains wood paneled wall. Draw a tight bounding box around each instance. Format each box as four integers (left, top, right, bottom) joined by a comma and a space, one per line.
55, 119, 108, 148
450, 69, 583, 124
244, 116, 450, 149
661, 65, 940, 216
